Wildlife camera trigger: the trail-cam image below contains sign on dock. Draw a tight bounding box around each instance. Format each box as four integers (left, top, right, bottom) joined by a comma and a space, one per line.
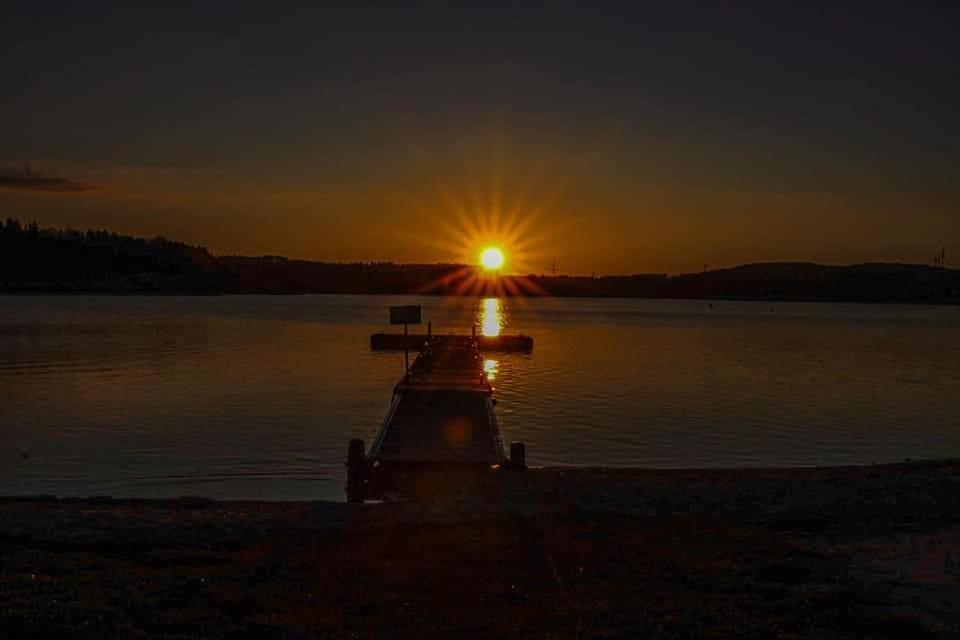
390, 305, 421, 325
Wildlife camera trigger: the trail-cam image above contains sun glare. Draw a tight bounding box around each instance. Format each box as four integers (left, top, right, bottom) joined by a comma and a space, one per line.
480, 247, 505, 271
398, 179, 556, 297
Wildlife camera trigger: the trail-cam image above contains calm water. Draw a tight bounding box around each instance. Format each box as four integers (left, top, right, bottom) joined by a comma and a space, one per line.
2, 295, 958, 500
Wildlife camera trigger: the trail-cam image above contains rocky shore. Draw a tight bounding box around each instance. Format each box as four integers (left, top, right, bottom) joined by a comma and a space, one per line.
2, 460, 958, 638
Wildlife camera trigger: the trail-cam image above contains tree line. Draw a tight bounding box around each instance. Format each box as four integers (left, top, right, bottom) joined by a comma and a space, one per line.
0, 218, 956, 303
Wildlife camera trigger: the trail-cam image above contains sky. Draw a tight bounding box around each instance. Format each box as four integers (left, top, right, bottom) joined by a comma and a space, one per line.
1, 2, 957, 274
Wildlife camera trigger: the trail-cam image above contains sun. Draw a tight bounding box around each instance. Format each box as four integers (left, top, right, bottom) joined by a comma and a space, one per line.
479, 247, 505, 271
397, 178, 559, 296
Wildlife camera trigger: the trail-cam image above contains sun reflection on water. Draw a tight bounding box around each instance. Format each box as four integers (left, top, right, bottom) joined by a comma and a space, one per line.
483, 358, 498, 381
480, 298, 503, 337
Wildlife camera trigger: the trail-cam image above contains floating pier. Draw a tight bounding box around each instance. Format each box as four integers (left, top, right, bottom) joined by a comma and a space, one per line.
347, 334, 526, 502
370, 331, 533, 353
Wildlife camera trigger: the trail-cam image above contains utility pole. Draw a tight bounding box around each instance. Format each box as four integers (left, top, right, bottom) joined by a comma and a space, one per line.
550, 259, 557, 276
933, 247, 946, 269
939, 246, 946, 295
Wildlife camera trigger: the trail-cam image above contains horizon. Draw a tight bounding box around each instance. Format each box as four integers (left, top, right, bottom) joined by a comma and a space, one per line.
5, 216, 956, 279
2, 3, 958, 274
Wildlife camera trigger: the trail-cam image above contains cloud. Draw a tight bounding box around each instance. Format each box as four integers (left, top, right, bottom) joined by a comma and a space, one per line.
0, 166, 101, 193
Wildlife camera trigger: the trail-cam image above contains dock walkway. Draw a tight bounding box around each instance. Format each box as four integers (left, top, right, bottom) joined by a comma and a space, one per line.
369, 336, 505, 465
347, 334, 524, 501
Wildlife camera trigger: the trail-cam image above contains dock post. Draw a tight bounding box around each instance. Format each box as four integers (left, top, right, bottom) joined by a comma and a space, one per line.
510, 441, 527, 470
403, 322, 410, 386
472, 324, 476, 339
346, 439, 367, 502
427, 321, 432, 339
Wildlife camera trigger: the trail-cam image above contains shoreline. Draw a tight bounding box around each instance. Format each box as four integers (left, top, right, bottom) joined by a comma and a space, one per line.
2, 457, 958, 504
3, 459, 958, 638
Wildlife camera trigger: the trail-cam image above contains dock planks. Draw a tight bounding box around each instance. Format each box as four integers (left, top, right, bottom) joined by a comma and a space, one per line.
367, 335, 505, 467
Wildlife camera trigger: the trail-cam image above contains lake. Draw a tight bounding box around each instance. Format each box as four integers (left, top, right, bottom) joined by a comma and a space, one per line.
1, 295, 958, 500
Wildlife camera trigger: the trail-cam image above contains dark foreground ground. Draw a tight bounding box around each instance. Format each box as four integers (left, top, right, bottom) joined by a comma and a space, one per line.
2, 461, 959, 639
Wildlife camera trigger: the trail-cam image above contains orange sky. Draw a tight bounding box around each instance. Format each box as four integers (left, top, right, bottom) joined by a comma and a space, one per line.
2, 149, 955, 275
2, 5, 956, 275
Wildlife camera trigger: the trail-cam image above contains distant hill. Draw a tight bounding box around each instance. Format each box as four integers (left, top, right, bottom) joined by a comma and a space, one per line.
1, 219, 957, 303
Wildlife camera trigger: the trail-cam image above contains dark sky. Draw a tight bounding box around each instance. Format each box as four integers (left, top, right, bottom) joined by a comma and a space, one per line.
2, 2, 957, 273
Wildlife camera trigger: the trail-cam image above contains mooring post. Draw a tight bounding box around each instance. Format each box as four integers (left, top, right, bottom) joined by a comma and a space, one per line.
404, 322, 410, 386
427, 321, 432, 339
510, 441, 527, 470
346, 438, 367, 502
472, 324, 476, 339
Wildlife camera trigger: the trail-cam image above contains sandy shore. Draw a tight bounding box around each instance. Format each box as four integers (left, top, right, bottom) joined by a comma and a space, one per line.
2, 460, 959, 638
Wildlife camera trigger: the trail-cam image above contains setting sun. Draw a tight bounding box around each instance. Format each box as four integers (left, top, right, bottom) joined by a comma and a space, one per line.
480, 247, 505, 271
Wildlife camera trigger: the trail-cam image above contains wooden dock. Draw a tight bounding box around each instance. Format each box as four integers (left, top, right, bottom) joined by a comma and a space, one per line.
347, 335, 526, 501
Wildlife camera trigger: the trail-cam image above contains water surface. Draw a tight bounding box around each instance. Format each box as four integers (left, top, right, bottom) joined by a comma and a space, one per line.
2, 295, 958, 500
